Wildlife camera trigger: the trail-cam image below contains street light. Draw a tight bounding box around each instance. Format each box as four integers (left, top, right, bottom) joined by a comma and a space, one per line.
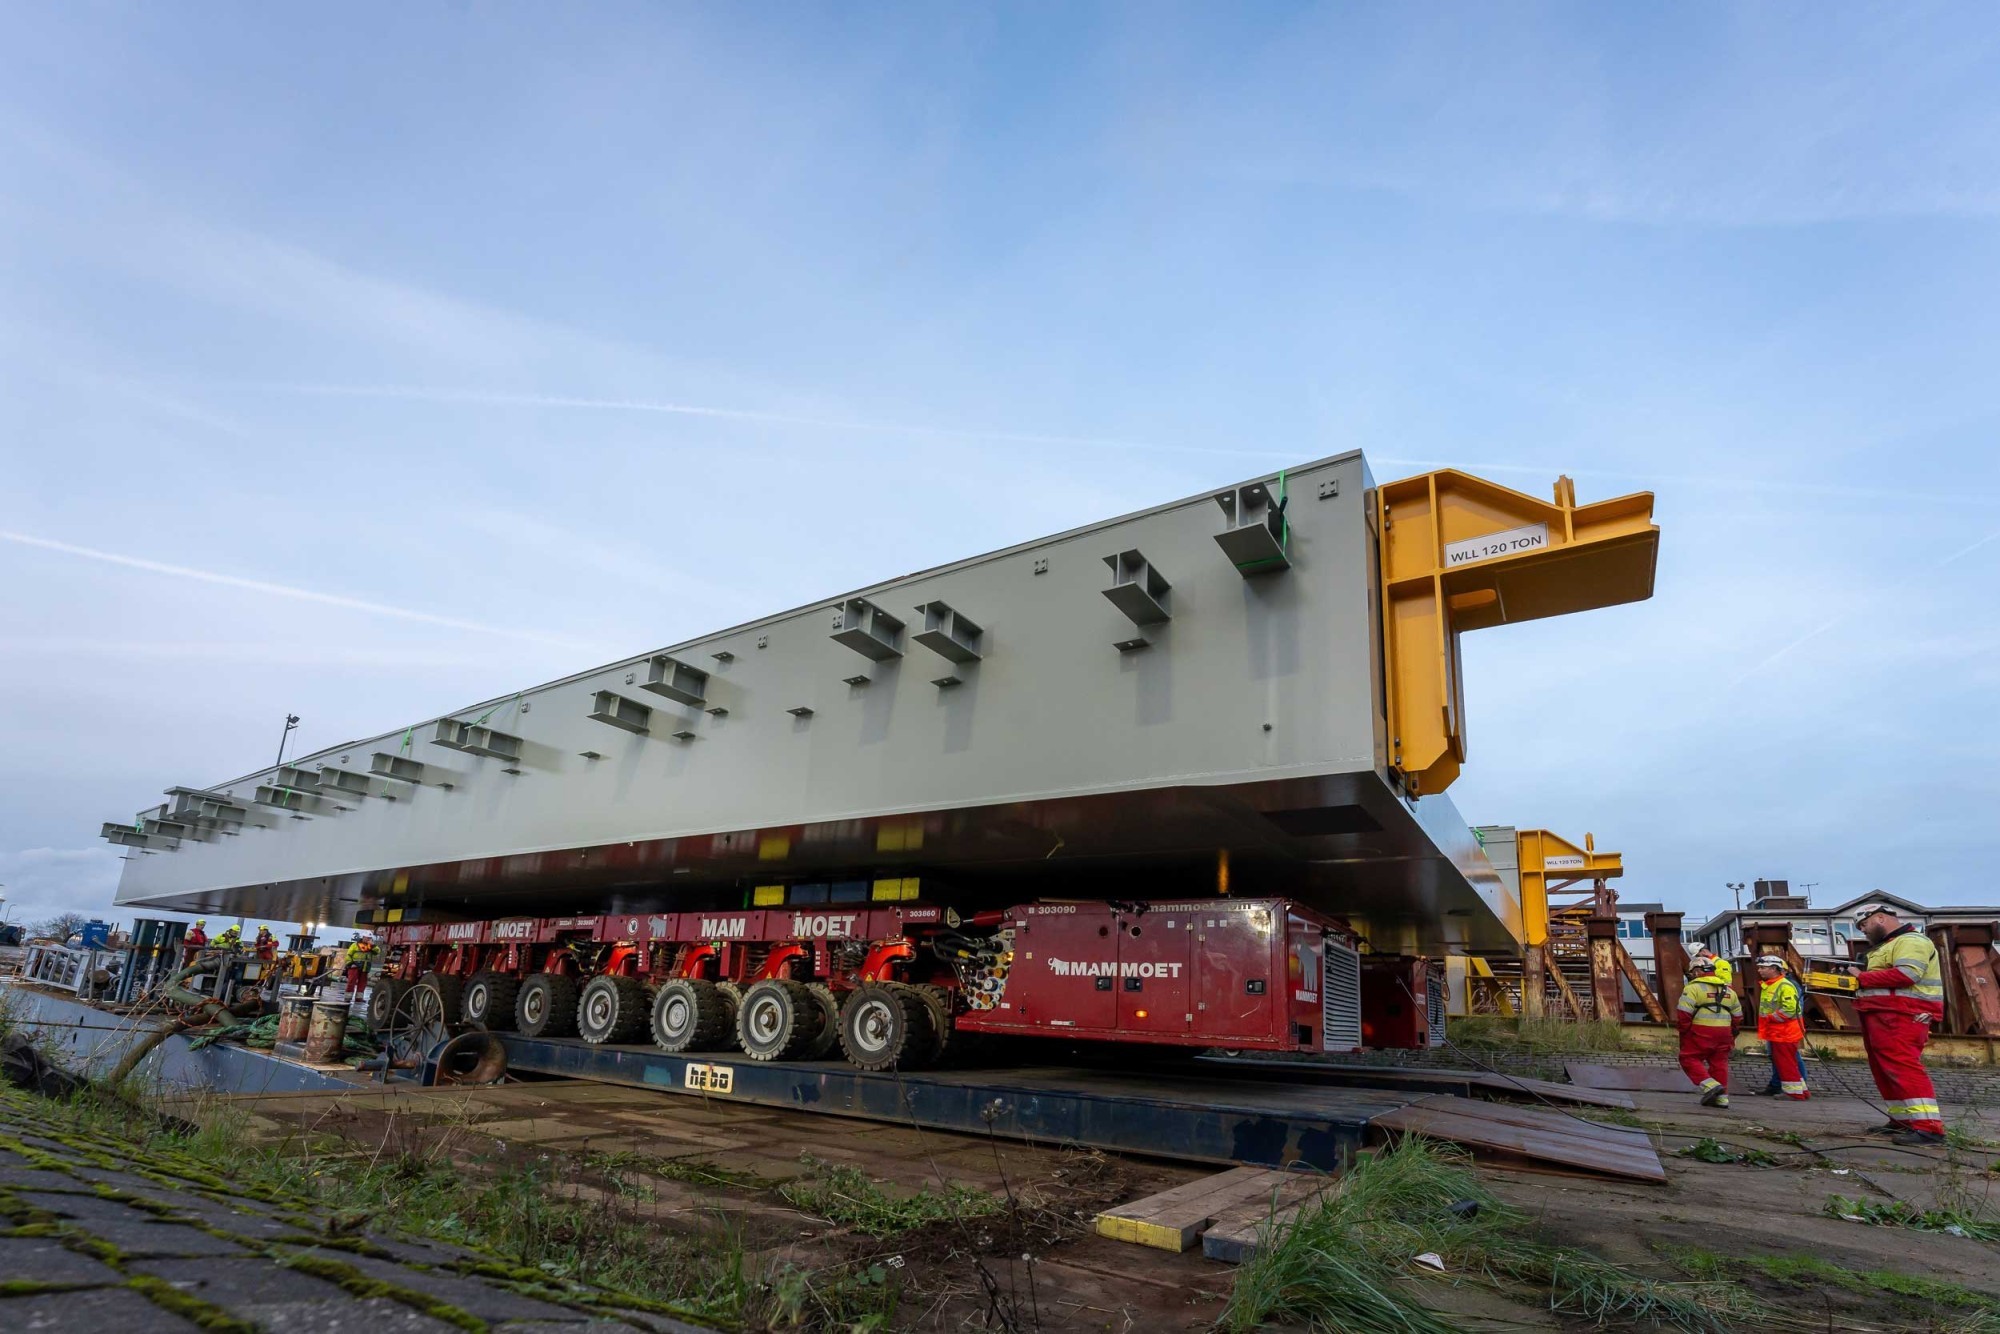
275, 713, 301, 773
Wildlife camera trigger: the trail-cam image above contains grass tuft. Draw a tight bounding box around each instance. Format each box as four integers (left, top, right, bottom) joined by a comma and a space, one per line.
1220, 1136, 1741, 1334
778, 1154, 1002, 1236
1826, 1193, 2000, 1241
1675, 1136, 1779, 1167
1666, 1245, 2000, 1317
1451, 1016, 1635, 1054
758, 1257, 903, 1330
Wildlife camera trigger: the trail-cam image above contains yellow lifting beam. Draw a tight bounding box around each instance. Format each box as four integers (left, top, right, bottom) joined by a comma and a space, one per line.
1514, 828, 1624, 949
1378, 471, 1658, 796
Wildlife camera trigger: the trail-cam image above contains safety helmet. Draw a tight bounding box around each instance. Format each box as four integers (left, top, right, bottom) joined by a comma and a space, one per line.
1853, 903, 1895, 924
1755, 954, 1786, 969
195, 919, 206, 926
1689, 956, 1719, 976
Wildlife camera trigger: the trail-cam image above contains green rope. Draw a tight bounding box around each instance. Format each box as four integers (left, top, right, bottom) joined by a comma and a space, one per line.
473, 694, 521, 727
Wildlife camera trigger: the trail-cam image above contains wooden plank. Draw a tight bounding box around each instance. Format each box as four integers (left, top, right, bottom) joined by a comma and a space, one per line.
1094, 1166, 1301, 1252
1200, 1177, 1335, 1263
1373, 1094, 1665, 1183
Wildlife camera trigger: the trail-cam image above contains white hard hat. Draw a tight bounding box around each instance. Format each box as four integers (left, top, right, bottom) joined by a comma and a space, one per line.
1755, 954, 1786, 968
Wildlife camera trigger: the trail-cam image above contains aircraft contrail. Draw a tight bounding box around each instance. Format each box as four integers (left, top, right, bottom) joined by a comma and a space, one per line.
231, 382, 1297, 461
0, 530, 595, 650
1728, 526, 2000, 686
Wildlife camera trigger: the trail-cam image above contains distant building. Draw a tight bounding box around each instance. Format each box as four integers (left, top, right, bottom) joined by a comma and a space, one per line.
1605, 900, 1663, 1021
1616, 901, 1663, 964
1690, 883, 2000, 961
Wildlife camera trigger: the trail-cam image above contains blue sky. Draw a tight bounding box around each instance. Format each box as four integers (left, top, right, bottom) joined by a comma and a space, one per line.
2, 4, 1996, 933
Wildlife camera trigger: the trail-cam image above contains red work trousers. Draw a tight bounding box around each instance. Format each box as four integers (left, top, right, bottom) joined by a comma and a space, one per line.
1860, 1009, 1943, 1134
344, 965, 368, 1000
1768, 1042, 1808, 1098
1678, 1026, 1733, 1092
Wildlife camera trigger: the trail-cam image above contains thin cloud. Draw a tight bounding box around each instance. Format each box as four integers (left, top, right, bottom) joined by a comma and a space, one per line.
221, 382, 1295, 461
1726, 526, 2000, 687
0, 531, 597, 650
0, 637, 495, 670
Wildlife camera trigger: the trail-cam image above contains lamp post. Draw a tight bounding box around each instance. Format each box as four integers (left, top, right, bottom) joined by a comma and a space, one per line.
275, 713, 300, 773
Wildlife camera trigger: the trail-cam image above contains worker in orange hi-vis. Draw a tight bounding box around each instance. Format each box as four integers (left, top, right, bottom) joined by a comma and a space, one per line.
1852, 904, 1947, 1146
1753, 955, 1809, 1100
1676, 957, 1742, 1108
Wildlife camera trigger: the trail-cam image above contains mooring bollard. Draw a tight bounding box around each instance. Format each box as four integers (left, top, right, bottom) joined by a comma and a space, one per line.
304, 999, 350, 1063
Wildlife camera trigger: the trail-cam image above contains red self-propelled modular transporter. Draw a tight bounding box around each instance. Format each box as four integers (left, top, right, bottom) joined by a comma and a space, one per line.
373, 896, 1379, 1071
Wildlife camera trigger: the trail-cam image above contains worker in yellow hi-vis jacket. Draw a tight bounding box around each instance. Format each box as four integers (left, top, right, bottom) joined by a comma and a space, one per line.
1677, 957, 1742, 1108
1853, 904, 1946, 1145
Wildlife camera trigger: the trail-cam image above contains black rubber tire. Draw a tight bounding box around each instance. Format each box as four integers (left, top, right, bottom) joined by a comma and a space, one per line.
909, 984, 955, 1065
461, 971, 520, 1031
651, 978, 734, 1053
802, 983, 842, 1060
839, 983, 936, 1072
715, 981, 744, 1044
578, 975, 649, 1045
365, 976, 406, 1031
736, 979, 825, 1061
516, 973, 580, 1038
418, 972, 465, 1025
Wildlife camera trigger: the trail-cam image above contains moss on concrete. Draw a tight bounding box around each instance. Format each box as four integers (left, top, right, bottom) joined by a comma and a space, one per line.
0, 1278, 100, 1296
125, 1274, 261, 1332
277, 1252, 487, 1332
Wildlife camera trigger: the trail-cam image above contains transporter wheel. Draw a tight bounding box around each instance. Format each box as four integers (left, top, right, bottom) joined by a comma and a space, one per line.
839, 983, 937, 1072
418, 972, 465, 1025
909, 984, 956, 1066
651, 978, 734, 1052
578, 975, 649, 1045
461, 971, 521, 1031
715, 981, 744, 1040
365, 976, 407, 1031
802, 983, 842, 1060
736, 979, 826, 1062
516, 973, 580, 1039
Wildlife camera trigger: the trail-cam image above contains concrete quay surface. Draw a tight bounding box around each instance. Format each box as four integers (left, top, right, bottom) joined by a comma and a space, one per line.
0, 1088, 709, 1333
